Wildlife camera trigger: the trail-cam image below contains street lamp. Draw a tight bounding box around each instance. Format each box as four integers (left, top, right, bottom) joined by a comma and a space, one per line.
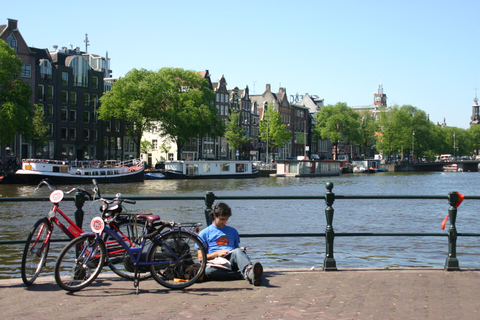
412, 131, 415, 162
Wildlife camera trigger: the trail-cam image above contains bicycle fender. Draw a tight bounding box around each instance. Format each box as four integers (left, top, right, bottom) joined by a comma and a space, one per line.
81, 232, 96, 237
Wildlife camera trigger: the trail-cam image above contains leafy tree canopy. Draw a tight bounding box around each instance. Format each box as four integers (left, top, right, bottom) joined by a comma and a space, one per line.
99, 67, 224, 158
225, 109, 249, 153
0, 39, 34, 145
258, 103, 292, 151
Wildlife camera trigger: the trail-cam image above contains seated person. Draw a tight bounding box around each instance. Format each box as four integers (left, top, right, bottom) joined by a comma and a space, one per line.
198, 202, 263, 286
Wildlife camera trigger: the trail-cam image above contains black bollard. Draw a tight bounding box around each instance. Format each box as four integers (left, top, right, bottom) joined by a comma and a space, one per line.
74, 190, 86, 230
204, 191, 215, 226
445, 191, 460, 271
323, 182, 337, 271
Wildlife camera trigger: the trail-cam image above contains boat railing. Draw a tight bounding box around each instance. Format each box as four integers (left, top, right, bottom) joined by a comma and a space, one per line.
0, 181, 477, 271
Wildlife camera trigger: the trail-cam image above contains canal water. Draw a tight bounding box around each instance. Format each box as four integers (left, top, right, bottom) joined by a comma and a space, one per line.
1, 171, 480, 279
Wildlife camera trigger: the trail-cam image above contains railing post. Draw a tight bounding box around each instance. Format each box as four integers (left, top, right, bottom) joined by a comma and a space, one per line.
74, 191, 86, 230
323, 181, 337, 271
204, 191, 215, 226
445, 191, 460, 271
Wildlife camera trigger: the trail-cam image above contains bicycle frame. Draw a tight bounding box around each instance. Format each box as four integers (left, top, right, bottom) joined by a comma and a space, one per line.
48, 203, 83, 239
86, 224, 194, 270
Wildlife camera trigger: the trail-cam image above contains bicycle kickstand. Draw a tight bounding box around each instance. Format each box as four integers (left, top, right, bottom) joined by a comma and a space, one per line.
134, 266, 140, 295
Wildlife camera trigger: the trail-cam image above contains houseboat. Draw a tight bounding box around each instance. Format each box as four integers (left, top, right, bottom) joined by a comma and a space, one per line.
163, 160, 259, 179
351, 159, 380, 173
15, 158, 145, 184
271, 159, 341, 177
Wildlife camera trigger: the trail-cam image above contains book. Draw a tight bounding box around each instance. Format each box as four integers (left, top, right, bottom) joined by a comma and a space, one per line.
207, 257, 232, 270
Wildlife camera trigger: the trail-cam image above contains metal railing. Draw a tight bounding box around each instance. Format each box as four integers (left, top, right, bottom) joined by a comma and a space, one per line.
1, 181, 479, 271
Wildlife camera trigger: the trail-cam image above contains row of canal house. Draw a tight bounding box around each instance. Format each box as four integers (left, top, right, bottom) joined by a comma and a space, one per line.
142, 77, 334, 166
1, 18, 133, 172
1, 18, 337, 171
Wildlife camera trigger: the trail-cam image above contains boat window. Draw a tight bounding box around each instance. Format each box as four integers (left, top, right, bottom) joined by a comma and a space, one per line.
100, 171, 106, 175
221, 163, 230, 172
85, 172, 91, 175
203, 163, 210, 173
236, 164, 245, 173
107, 170, 113, 175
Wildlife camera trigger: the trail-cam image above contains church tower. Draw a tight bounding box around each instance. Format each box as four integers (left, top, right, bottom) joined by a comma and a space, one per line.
373, 84, 387, 107
470, 91, 479, 126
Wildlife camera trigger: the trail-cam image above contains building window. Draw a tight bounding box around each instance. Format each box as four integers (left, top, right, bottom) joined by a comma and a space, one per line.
37, 85, 45, 101
7, 34, 17, 52
69, 110, 76, 122
61, 127, 68, 140
46, 104, 54, 118
68, 56, 89, 87
48, 123, 54, 136
117, 137, 122, 150
21, 64, 31, 78
110, 137, 115, 150
61, 91, 68, 104
83, 129, 90, 141
61, 109, 67, 122
47, 86, 54, 99
61, 72, 68, 85
84, 93, 90, 106
39, 59, 52, 80
70, 92, 77, 105
84, 111, 90, 123
92, 129, 98, 141
69, 128, 76, 141
152, 139, 158, 150
92, 76, 99, 89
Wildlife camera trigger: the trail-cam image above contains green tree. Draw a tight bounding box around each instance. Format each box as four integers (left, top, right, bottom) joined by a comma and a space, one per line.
467, 125, 480, 156
313, 102, 360, 159
160, 143, 171, 161
258, 103, 292, 162
99, 68, 163, 157
358, 110, 379, 158
31, 104, 50, 151
154, 68, 224, 160
0, 39, 34, 146
99, 67, 223, 159
225, 109, 249, 158
140, 140, 153, 154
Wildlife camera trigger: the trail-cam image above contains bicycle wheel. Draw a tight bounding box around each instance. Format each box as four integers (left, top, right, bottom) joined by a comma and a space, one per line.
104, 218, 151, 281
54, 235, 106, 292
149, 230, 207, 289
21, 218, 51, 285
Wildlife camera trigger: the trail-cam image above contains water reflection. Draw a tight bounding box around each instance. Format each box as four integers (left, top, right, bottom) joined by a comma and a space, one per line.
1, 171, 480, 279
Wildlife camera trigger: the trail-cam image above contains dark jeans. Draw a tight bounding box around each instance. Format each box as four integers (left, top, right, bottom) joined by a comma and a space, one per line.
205, 248, 252, 281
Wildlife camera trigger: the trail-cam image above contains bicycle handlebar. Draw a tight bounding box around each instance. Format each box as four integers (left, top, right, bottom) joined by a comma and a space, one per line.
35, 179, 94, 200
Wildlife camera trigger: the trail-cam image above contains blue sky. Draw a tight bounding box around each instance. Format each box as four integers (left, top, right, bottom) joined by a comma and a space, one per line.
3, 0, 479, 129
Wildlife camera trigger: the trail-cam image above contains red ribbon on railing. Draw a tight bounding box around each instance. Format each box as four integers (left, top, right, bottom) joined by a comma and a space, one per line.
441, 192, 465, 230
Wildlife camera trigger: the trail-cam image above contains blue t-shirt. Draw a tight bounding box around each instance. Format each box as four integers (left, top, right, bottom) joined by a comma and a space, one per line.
198, 224, 240, 254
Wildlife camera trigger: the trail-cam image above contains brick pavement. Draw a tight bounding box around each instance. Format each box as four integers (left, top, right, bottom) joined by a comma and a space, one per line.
1, 268, 479, 320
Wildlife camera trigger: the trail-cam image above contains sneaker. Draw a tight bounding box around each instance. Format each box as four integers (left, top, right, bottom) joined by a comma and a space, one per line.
247, 262, 263, 286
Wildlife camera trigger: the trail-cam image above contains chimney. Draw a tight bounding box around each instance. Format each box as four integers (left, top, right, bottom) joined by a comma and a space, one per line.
7, 19, 18, 30
266, 84, 271, 92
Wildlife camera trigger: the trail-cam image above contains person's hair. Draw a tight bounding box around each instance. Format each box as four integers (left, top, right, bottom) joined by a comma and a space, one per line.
209, 202, 232, 221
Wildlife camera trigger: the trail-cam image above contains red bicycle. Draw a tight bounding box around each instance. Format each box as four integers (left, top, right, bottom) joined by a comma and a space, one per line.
21, 179, 91, 285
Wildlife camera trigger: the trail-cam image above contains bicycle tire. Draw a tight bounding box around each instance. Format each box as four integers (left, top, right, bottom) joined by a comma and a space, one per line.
104, 219, 151, 281
21, 218, 51, 285
54, 235, 106, 292
149, 230, 207, 289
